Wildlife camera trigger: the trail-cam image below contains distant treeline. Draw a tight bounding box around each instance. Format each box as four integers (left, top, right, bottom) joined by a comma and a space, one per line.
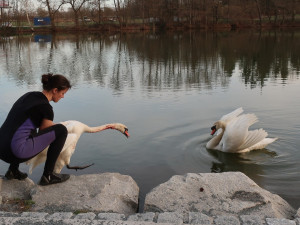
1, 0, 300, 32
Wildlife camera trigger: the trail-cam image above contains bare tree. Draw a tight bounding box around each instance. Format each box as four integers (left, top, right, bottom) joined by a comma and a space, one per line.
88, 0, 107, 24
5, 0, 299, 31
113, 0, 134, 28
113, 0, 122, 26
254, 0, 262, 26
38, 0, 65, 31
21, 0, 35, 31
4, 0, 34, 29
63, 0, 90, 28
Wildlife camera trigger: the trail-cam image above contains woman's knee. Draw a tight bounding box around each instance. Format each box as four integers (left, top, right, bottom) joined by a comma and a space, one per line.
53, 124, 68, 138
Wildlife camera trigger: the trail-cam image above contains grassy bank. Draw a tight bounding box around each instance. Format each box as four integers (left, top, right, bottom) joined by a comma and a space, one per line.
1, 19, 300, 35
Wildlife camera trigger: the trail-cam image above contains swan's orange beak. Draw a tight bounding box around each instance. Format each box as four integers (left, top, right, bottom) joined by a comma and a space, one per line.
211, 125, 217, 135
124, 128, 130, 138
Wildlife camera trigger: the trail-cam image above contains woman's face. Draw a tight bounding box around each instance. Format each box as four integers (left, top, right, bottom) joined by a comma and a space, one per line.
52, 88, 69, 103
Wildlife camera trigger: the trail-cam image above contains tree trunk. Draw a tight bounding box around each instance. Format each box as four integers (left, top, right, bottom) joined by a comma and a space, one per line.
291, 0, 296, 24
26, 13, 34, 31
45, 0, 56, 31
254, 0, 262, 27
74, 10, 79, 28
98, 0, 101, 24
281, 9, 285, 25
227, 0, 230, 23
113, 0, 122, 29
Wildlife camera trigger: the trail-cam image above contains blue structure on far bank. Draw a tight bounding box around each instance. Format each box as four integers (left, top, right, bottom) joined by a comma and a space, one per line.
34, 34, 52, 43
34, 17, 51, 26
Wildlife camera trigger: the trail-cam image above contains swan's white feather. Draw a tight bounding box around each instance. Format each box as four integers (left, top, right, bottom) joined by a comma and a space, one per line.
207, 108, 277, 153
237, 129, 268, 151
238, 138, 278, 153
26, 120, 128, 174
221, 113, 257, 152
220, 107, 244, 123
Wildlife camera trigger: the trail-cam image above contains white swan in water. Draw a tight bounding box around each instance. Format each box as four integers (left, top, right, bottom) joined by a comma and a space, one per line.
26, 120, 130, 174
206, 107, 277, 153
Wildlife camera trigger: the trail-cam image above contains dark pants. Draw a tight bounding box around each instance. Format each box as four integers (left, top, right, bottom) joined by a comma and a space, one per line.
9, 124, 67, 175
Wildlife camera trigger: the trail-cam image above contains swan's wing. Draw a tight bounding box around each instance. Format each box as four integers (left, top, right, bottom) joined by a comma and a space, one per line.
220, 107, 243, 123
238, 137, 278, 152
237, 129, 268, 151
222, 113, 258, 151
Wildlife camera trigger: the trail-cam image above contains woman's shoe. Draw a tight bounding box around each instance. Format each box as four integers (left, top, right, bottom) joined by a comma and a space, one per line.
5, 168, 28, 180
39, 172, 70, 186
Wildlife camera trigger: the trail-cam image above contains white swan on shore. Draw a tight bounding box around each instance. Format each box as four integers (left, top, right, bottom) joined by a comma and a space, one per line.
26, 120, 130, 174
206, 107, 277, 153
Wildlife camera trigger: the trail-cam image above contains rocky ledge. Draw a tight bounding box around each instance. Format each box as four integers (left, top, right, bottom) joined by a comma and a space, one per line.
0, 172, 299, 225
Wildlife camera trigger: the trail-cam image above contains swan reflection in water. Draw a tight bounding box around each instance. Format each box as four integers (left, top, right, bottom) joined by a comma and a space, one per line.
207, 148, 277, 185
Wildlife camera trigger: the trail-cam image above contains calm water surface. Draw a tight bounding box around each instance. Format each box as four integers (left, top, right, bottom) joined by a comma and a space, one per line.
0, 31, 299, 210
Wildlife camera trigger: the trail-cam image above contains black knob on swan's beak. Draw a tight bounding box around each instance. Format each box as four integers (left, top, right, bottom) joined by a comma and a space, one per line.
124, 128, 130, 138
210, 125, 217, 135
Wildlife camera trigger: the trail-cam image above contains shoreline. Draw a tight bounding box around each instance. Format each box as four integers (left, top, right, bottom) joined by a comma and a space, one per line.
1, 23, 300, 35
0, 172, 298, 225
0, 210, 299, 225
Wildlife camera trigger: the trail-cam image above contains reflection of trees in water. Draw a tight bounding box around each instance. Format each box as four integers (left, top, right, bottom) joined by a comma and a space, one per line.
125, 32, 229, 91
0, 31, 299, 92
236, 31, 300, 88
0, 36, 36, 86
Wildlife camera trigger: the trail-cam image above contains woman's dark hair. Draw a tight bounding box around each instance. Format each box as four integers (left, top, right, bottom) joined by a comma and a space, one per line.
41, 73, 72, 91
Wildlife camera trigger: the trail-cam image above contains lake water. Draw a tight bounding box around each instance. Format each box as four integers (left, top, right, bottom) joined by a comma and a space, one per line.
0, 30, 299, 211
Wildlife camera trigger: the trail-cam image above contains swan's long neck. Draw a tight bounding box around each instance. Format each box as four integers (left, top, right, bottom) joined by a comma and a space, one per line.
87, 123, 129, 138
87, 124, 115, 133
63, 121, 112, 135
63, 121, 128, 137
206, 121, 226, 149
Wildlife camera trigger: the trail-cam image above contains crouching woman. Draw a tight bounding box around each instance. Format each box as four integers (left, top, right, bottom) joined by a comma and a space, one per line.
0, 73, 71, 186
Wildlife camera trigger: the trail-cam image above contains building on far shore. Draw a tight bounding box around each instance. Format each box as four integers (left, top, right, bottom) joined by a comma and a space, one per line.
0, 0, 11, 27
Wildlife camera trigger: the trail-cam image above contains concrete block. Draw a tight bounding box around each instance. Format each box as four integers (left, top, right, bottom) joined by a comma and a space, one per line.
97, 213, 126, 221
47, 212, 74, 220
21, 212, 48, 218
0, 217, 19, 225
266, 218, 296, 225
214, 215, 240, 225
240, 215, 265, 225
127, 212, 156, 222
74, 212, 96, 220
157, 212, 183, 224
0, 211, 20, 217
189, 212, 213, 224
61, 219, 93, 225
0, 217, 54, 225
91, 221, 158, 225
296, 209, 300, 218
